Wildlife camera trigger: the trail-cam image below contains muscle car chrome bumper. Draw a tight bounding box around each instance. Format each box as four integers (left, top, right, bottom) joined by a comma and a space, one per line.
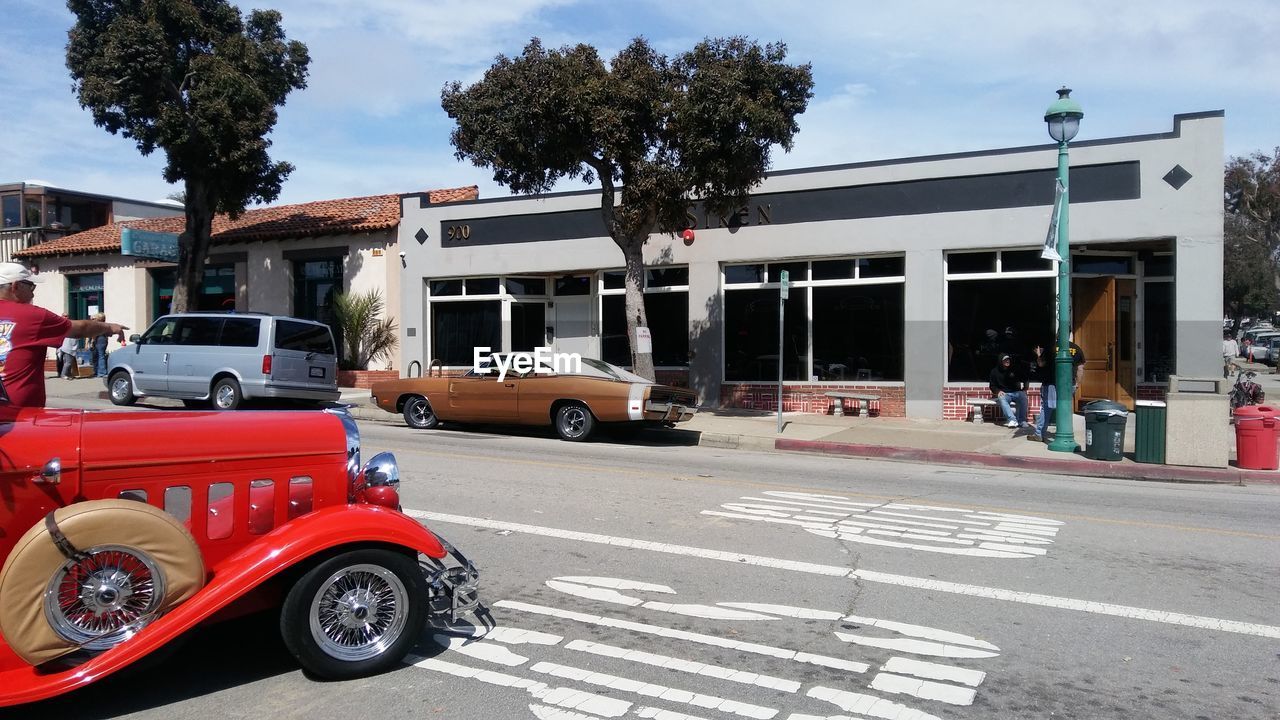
643, 401, 698, 423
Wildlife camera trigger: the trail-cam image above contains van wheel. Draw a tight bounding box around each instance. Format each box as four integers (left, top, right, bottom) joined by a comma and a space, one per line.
211, 378, 243, 411
402, 396, 439, 429
279, 549, 427, 679
108, 372, 137, 406
554, 402, 595, 441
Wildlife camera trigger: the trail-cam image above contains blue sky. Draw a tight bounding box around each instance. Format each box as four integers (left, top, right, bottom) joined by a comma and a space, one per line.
2, 0, 1276, 207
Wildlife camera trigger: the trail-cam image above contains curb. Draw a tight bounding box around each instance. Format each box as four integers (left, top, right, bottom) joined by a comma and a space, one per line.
774, 438, 1280, 485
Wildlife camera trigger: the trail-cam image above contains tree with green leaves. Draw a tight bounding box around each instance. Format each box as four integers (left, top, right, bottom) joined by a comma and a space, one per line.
442, 37, 813, 380
332, 289, 398, 371
1224, 149, 1280, 321
66, 0, 309, 312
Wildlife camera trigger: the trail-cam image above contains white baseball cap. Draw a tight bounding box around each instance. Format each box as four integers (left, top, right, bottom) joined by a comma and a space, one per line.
0, 262, 44, 285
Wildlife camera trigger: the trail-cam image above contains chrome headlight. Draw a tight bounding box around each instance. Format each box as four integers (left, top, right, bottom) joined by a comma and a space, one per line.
361, 452, 400, 491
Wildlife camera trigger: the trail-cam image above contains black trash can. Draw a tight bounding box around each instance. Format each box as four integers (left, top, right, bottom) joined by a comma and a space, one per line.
1084, 400, 1129, 461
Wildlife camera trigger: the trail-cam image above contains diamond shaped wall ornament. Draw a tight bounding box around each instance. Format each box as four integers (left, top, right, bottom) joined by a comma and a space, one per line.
1163, 165, 1192, 190
415, 227, 429, 244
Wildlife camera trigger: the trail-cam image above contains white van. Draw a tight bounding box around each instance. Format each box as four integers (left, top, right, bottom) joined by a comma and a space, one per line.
106, 313, 340, 409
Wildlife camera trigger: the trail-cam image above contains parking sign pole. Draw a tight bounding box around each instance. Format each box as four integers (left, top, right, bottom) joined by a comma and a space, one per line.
777, 280, 783, 432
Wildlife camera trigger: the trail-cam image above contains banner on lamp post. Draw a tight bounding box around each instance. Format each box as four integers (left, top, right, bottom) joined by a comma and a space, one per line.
1040, 178, 1065, 263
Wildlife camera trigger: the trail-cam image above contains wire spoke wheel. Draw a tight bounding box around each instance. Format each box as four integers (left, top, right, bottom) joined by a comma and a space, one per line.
44, 545, 165, 651
308, 563, 409, 662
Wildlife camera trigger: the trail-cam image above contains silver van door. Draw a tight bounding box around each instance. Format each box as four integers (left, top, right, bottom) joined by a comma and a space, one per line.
166, 317, 224, 398
271, 319, 338, 391
130, 317, 179, 393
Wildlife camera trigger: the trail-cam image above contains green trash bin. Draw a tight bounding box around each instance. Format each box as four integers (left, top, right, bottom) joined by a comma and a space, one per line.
1083, 399, 1129, 461
1134, 400, 1167, 464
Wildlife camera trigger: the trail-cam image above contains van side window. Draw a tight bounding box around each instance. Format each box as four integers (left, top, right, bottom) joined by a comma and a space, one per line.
174, 317, 221, 346
220, 318, 262, 347
142, 318, 180, 344
275, 320, 335, 354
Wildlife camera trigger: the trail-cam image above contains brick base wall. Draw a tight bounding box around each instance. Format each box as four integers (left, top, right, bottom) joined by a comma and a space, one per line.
720, 383, 907, 417
1136, 383, 1167, 402
337, 370, 400, 389
944, 385, 1045, 422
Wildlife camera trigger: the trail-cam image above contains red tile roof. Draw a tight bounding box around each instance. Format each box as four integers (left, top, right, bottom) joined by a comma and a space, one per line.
16, 186, 479, 258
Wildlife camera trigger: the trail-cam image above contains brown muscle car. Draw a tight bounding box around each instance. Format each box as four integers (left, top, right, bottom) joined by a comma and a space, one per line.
370, 356, 698, 441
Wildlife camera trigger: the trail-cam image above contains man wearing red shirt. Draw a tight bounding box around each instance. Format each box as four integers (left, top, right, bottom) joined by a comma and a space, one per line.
0, 262, 128, 407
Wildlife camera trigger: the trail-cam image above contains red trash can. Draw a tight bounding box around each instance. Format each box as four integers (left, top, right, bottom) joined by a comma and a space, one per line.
1234, 405, 1279, 470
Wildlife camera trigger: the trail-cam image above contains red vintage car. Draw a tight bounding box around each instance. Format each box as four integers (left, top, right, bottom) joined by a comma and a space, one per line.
0, 385, 480, 707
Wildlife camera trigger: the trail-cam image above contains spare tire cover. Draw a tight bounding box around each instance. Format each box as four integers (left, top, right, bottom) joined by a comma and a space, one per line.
0, 499, 205, 666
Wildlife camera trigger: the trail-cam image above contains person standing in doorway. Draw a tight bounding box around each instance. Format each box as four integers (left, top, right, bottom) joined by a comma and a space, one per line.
0, 262, 127, 407
988, 353, 1030, 429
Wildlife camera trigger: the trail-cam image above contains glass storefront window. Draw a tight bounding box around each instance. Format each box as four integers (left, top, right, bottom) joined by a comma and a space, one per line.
725, 264, 766, 284
431, 300, 500, 366
430, 279, 463, 296
812, 284, 904, 380
601, 293, 688, 367
947, 252, 997, 274
1074, 255, 1134, 275
724, 289, 808, 381
946, 277, 1055, 381
505, 277, 547, 296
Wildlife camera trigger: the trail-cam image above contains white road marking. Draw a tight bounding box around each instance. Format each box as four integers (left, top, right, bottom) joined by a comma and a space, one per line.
636, 706, 713, 720
531, 661, 778, 719
405, 510, 1280, 639
880, 657, 986, 687
807, 686, 941, 720
717, 603, 844, 621
557, 577, 677, 593
840, 615, 999, 651
497, 600, 871, 673
566, 639, 803, 693
807, 528, 1036, 559
833, 632, 999, 660
868, 673, 976, 706
408, 655, 632, 717
465, 625, 564, 646
433, 633, 529, 666
530, 703, 610, 720
547, 580, 645, 607
548, 579, 782, 620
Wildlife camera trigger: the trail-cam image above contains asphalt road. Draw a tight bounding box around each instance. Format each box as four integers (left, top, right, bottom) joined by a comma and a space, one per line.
10, 416, 1280, 720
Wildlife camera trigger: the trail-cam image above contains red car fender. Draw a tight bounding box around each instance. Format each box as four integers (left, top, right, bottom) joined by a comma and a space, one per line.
0, 505, 445, 707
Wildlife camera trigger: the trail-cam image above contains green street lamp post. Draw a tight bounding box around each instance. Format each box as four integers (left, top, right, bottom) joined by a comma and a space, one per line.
1045, 87, 1083, 452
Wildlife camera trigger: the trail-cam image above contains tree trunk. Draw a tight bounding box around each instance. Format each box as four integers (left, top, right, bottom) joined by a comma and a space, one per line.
171, 179, 213, 313
621, 239, 655, 382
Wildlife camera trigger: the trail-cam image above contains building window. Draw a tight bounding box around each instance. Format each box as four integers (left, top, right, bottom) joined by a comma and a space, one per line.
599, 266, 689, 367
1, 195, 19, 228
946, 249, 1055, 382
431, 300, 500, 366
293, 258, 343, 330
151, 265, 236, 320
724, 257, 905, 382
1143, 281, 1175, 382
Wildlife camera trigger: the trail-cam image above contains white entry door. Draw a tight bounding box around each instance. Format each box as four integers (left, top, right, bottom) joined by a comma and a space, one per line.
554, 296, 595, 359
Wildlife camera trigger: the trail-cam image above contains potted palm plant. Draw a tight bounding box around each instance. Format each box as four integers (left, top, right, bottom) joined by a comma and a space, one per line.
332, 289, 400, 388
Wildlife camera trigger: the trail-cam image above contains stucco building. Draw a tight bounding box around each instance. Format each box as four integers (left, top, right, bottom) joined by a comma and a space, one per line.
394, 112, 1223, 419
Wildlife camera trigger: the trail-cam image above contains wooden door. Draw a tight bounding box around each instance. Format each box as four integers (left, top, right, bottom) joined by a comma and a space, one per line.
1073, 277, 1115, 407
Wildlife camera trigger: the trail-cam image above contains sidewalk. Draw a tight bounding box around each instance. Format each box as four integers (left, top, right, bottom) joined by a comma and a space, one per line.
40, 371, 1280, 486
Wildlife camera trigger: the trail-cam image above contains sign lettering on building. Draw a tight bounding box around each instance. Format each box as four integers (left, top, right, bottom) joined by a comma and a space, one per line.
121, 228, 180, 263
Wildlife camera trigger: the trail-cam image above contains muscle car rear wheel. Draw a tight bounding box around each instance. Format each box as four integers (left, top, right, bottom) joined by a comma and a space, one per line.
554, 402, 596, 441
108, 371, 137, 406
281, 548, 428, 679
402, 395, 439, 429
211, 378, 243, 410
0, 500, 205, 666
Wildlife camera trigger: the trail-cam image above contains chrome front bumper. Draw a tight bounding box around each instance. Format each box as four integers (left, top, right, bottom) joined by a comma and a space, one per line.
422, 533, 481, 623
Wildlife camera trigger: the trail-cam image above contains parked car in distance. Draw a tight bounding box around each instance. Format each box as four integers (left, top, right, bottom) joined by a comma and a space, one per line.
1245, 332, 1280, 363
107, 312, 340, 410
371, 355, 698, 441
0, 383, 480, 707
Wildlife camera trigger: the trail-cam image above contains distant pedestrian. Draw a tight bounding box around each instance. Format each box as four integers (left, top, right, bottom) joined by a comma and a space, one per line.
91, 312, 110, 377
988, 353, 1030, 429
1223, 331, 1239, 379
58, 333, 79, 379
